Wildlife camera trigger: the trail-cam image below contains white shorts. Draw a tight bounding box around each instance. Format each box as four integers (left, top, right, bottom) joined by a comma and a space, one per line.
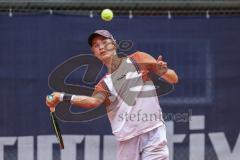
116, 125, 169, 160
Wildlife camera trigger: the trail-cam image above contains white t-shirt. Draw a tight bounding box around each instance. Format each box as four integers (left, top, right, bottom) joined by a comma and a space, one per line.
93, 52, 164, 141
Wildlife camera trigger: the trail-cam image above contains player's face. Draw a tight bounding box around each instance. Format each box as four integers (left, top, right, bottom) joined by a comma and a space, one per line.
91, 35, 116, 62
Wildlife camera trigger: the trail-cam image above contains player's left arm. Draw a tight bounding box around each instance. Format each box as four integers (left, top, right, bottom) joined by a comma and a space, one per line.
138, 52, 178, 84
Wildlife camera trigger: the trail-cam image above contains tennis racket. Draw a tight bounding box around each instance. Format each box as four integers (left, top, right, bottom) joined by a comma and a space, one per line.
47, 95, 64, 149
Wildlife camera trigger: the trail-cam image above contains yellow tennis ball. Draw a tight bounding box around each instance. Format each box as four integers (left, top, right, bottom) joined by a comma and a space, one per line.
101, 9, 113, 21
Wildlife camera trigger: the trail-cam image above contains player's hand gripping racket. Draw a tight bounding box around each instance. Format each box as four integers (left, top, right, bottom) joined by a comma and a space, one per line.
47, 95, 64, 149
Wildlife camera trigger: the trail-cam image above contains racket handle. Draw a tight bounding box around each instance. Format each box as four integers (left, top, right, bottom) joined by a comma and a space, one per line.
50, 107, 55, 112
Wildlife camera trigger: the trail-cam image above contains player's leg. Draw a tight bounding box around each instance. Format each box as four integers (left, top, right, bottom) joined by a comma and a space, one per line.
140, 125, 169, 160
116, 136, 141, 160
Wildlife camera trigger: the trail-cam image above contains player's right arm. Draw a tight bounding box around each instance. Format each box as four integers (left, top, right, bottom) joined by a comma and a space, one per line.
46, 79, 109, 110
46, 92, 106, 109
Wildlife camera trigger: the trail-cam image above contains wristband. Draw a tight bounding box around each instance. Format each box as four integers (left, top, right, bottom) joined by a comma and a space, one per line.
63, 93, 72, 101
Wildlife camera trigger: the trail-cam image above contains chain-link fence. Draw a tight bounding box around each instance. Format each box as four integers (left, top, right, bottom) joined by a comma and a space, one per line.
0, 0, 240, 16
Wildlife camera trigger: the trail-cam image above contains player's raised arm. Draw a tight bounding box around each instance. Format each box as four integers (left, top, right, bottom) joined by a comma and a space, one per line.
136, 52, 178, 84
45, 92, 106, 110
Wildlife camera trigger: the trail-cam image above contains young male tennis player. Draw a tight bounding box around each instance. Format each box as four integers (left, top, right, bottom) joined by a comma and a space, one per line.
46, 30, 178, 160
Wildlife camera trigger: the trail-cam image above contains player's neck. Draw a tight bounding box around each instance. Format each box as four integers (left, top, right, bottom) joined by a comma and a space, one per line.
106, 54, 123, 73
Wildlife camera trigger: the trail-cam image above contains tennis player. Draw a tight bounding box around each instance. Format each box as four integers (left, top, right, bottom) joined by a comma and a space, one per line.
46, 30, 178, 160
